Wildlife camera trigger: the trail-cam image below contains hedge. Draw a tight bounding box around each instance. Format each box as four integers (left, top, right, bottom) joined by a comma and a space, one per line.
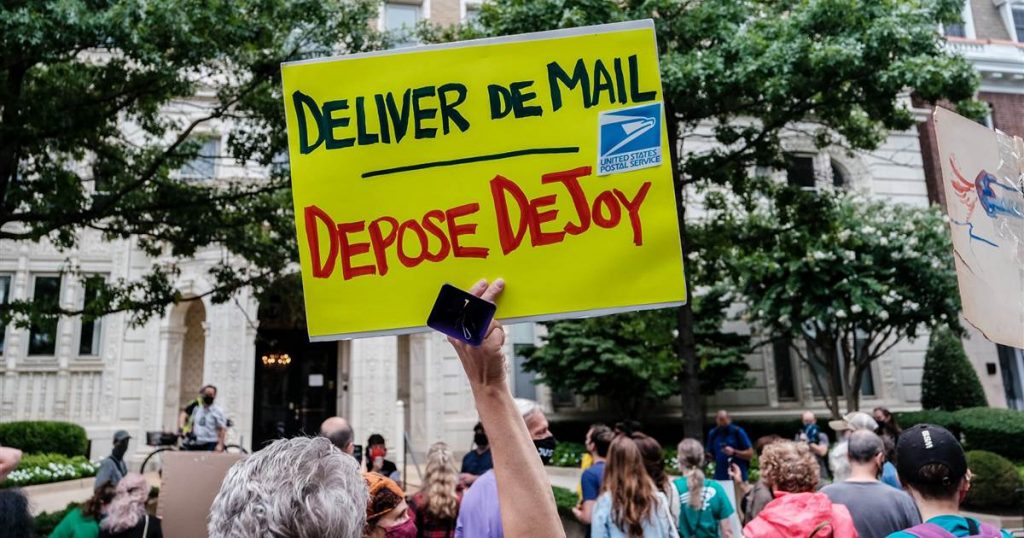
895, 410, 960, 436
1, 453, 99, 488
964, 450, 1022, 510
955, 408, 1024, 460
553, 486, 577, 518
0, 421, 88, 457
897, 408, 1024, 461
33, 502, 79, 537
921, 327, 987, 411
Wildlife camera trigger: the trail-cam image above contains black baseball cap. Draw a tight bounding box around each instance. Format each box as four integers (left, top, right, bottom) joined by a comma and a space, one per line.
896, 424, 967, 486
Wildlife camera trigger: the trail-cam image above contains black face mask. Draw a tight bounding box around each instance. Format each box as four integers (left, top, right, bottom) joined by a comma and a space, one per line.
112, 442, 128, 459
534, 436, 557, 465
474, 433, 488, 447
202, 395, 215, 406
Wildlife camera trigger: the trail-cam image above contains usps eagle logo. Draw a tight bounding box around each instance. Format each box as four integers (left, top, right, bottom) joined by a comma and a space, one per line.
597, 103, 663, 175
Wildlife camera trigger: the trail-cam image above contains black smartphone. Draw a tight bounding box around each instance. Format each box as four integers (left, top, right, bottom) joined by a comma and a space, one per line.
426, 283, 497, 346
353, 444, 363, 465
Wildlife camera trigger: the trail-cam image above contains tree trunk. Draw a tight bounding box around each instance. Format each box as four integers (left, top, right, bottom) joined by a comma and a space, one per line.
816, 333, 844, 419
666, 107, 704, 439
846, 363, 864, 414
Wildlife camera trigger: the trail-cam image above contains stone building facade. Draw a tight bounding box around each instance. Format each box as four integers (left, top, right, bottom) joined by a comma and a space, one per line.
916, 0, 1024, 410
2, 1, 1020, 469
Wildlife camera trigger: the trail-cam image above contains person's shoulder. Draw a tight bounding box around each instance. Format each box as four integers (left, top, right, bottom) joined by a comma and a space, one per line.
672, 476, 687, 492
707, 478, 726, 492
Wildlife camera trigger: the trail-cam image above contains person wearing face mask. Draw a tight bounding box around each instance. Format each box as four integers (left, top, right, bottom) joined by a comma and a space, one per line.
460, 422, 493, 487
178, 385, 227, 451
454, 397, 556, 538
95, 431, 131, 491
821, 430, 920, 538
365, 472, 417, 538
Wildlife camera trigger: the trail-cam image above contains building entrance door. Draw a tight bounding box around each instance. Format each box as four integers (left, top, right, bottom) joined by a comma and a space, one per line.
252, 275, 337, 449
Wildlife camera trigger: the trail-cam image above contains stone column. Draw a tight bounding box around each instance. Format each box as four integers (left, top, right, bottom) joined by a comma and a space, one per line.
348, 336, 399, 456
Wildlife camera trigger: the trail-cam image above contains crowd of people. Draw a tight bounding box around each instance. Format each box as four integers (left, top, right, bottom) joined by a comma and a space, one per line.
0, 279, 1016, 538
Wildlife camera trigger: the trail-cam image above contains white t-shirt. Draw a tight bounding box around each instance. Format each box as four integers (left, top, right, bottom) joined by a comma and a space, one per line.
191, 404, 226, 444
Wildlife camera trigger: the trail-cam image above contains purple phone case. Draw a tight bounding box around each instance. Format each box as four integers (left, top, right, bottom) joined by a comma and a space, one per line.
426, 284, 497, 346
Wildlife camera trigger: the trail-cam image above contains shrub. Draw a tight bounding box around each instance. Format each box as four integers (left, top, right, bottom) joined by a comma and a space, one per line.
964, 450, 1022, 510
33, 503, 79, 537
955, 407, 1024, 460
1, 453, 99, 488
552, 486, 577, 518
551, 442, 586, 468
896, 410, 960, 436
0, 421, 88, 457
921, 328, 987, 411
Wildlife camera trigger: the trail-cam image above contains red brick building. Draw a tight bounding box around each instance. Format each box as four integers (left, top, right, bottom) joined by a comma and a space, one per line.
917, 0, 1024, 409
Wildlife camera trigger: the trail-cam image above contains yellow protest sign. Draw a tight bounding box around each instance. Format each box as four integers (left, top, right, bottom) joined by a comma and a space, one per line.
282, 20, 686, 340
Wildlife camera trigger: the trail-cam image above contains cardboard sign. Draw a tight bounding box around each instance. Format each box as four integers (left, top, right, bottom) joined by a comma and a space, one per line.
933, 107, 1024, 348
282, 20, 686, 340
157, 451, 246, 538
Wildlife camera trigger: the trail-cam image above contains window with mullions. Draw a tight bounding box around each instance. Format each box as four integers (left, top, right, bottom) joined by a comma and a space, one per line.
786, 155, 817, 189
773, 338, 798, 401
944, 22, 966, 38
384, 2, 421, 47
1013, 8, 1024, 42
78, 276, 105, 356
28, 276, 61, 356
178, 137, 220, 181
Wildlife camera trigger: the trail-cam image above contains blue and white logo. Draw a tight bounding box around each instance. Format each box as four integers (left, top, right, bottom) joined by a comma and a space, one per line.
597, 103, 663, 176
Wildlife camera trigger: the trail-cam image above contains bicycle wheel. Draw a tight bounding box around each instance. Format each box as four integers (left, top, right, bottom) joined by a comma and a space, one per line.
140, 447, 176, 474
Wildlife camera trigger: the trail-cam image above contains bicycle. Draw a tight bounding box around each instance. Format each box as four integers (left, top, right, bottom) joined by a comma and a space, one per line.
140, 419, 249, 473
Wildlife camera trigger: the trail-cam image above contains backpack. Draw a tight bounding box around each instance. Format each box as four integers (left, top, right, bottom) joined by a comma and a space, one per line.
902, 520, 1004, 538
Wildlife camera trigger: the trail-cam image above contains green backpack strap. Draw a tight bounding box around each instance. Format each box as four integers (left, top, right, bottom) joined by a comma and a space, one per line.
808, 519, 832, 538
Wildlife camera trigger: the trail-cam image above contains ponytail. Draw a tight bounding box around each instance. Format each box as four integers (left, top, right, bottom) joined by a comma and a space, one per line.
677, 438, 705, 510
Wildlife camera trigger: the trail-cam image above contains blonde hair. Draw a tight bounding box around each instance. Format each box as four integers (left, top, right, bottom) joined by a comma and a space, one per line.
422, 442, 460, 520
603, 435, 659, 537
760, 440, 820, 493
677, 438, 705, 510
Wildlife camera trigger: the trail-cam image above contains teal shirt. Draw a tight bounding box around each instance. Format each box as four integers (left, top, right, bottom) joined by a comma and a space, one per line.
673, 477, 734, 538
887, 515, 1013, 538
49, 507, 100, 538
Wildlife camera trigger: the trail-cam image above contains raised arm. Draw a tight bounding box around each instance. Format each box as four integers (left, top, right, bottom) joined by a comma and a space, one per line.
447, 279, 564, 538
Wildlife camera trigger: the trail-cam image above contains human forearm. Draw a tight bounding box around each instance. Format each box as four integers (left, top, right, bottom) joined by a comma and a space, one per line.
449, 279, 564, 538
720, 518, 733, 538
472, 384, 562, 536
734, 447, 753, 461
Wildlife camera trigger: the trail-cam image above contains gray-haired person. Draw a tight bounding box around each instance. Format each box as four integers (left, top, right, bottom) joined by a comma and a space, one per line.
821, 430, 920, 538
208, 436, 367, 537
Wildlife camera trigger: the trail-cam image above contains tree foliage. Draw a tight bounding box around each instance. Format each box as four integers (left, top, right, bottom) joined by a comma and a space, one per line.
522, 288, 751, 417
0, 0, 384, 328
922, 326, 987, 411
423, 0, 978, 433
700, 187, 961, 417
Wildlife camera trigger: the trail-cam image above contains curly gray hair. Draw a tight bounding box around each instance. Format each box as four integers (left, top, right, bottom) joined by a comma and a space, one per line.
208, 436, 367, 538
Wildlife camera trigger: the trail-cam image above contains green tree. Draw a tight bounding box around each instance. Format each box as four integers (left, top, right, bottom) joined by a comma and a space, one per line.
922, 326, 987, 411
522, 288, 751, 418
424, 0, 978, 434
0, 0, 384, 329
702, 187, 961, 417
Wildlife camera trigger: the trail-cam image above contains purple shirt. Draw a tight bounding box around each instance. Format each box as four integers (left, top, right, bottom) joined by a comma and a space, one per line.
455, 469, 503, 538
